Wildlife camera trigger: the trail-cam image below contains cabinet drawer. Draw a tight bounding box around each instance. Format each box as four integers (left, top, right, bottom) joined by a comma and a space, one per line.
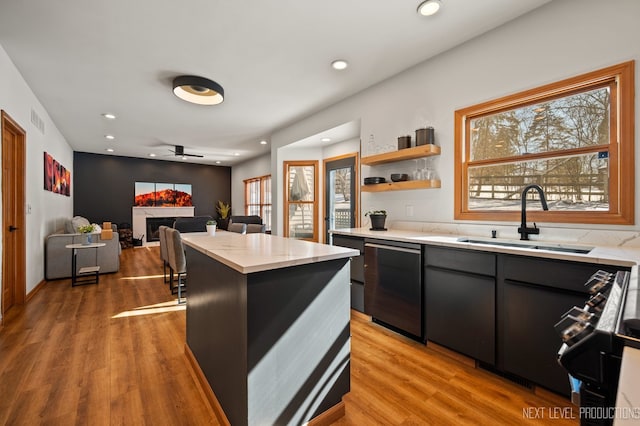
425, 246, 496, 276
332, 235, 364, 253
501, 255, 620, 294
350, 281, 365, 313
332, 235, 365, 283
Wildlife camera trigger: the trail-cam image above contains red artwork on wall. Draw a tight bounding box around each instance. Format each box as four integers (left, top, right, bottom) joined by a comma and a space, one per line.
134, 182, 193, 207
44, 152, 70, 196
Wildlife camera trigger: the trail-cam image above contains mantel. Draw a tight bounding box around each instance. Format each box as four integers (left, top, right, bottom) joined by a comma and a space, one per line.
132, 206, 195, 245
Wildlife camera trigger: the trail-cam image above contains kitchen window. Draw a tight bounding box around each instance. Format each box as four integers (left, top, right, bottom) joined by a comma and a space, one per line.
454, 61, 635, 225
244, 174, 271, 231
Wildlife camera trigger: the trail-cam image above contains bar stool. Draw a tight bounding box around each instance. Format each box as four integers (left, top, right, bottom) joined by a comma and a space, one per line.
158, 225, 171, 284
227, 223, 247, 234
166, 227, 187, 304
246, 224, 266, 233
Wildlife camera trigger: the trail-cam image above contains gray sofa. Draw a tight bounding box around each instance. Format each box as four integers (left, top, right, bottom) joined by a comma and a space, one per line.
45, 216, 121, 280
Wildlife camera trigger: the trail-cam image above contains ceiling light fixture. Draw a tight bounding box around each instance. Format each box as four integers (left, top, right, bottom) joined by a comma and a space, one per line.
331, 60, 348, 70
215, 161, 221, 164
417, 0, 441, 16
149, 153, 156, 157
321, 137, 332, 142
102, 113, 116, 120
260, 140, 268, 145
106, 148, 114, 152
105, 134, 115, 140
173, 75, 224, 105
234, 152, 240, 156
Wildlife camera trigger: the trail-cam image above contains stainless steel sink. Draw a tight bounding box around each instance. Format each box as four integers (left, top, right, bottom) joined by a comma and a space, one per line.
456, 237, 593, 254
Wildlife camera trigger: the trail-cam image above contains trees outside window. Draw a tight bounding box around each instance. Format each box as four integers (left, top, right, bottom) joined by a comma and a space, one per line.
454, 61, 634, 225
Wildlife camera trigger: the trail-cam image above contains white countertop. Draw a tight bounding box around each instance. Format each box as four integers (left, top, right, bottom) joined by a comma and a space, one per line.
332, 227, 640, 267
615, 346, 640, 425
182, 231, 359, 274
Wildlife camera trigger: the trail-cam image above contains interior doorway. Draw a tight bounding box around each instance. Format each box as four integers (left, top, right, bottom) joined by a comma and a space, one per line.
324, 153, 358, 243
1, 110, 27, 320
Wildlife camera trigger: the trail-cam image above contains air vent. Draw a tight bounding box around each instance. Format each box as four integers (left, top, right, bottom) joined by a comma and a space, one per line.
31, 109, 45, 134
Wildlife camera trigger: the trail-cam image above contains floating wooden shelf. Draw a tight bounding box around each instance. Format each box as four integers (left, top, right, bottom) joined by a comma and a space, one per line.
361, 180, 441, 192
361, 144, 440, 166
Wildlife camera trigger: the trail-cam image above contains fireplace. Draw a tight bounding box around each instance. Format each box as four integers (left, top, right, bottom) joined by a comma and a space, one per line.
146, 217, 176, 242
133, 206, 194, 245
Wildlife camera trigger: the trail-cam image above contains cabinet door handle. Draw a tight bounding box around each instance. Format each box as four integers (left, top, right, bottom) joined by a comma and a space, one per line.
9, 225, 18, 232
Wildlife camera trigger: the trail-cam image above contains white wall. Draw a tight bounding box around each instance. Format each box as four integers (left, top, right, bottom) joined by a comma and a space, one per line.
231, 153, 271, 217
270, 0, 640, 236
0, 44, 74, 317
323, 138, 359, 160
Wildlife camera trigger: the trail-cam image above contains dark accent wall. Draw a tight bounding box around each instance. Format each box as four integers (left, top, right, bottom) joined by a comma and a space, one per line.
73, 152, 231, 226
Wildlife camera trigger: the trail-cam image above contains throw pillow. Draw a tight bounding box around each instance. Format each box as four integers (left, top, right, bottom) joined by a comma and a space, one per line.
71, 216, 90, 233
64, 220, 75, 234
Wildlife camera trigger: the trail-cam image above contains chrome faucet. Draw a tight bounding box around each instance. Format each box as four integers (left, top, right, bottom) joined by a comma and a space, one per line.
518, 184, 548, 240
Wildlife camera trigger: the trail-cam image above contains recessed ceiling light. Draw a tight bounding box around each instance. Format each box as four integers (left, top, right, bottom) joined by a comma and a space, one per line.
173, 75, 224, 105
182, 156, 187, 160
102, 113, 116, 120
234, 152, 240, 156
321, 137, 332, 142
331, 60, 348, 70
215, 161, 221, 164
260, 140, 268, 145
106, 148, 114, 152
105, 134, 115, 140
149, 153, 156, 157
417, 0, 441, 16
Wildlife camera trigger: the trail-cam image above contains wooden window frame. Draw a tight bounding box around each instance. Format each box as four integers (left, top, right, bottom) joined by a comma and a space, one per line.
283, 160, 319, 241
454, 61, 635, 225
243, 174, 271, 228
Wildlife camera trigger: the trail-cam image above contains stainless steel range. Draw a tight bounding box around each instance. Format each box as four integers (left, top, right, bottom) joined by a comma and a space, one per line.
556, 269, 640, 425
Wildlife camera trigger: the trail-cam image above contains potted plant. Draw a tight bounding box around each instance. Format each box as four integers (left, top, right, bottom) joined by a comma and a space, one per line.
78, 224, 96, 244
216, 200, 231, 230
206, 219, 217, 236
365, 210, 387, 230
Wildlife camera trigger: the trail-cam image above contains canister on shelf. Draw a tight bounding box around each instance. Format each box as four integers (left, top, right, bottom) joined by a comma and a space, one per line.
415, 126, 435, 146
397, 135, 411, 150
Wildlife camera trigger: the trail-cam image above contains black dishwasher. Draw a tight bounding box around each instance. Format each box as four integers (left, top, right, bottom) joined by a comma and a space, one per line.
364, 239, 423, 341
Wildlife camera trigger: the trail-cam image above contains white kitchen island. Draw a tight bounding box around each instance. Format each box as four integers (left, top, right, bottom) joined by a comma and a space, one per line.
181, 232, 358, 426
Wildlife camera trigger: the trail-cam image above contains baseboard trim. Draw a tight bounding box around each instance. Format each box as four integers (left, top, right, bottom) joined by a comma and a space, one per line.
184, 344, 230, 426
350, 309, 370, 321
305, 400, 346, 426
26, 279, 47, 303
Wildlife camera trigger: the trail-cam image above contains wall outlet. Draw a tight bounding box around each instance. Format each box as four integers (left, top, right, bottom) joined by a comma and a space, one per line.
406, 205, 414, 217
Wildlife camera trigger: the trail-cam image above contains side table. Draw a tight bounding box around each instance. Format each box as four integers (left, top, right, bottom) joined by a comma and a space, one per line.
65, 242, 106, 286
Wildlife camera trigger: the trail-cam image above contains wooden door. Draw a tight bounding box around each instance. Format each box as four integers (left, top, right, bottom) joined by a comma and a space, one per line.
2, 111, 26, 318
283, 161, 318, 241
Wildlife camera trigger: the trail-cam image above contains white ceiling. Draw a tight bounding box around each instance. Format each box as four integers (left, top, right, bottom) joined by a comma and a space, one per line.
0, 0, 551, 166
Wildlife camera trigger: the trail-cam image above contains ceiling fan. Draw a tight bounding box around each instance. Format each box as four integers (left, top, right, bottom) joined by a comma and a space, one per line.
168, 145, 204, 158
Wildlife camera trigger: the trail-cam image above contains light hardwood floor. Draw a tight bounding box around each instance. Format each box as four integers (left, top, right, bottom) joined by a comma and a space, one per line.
0, 246, 577, 425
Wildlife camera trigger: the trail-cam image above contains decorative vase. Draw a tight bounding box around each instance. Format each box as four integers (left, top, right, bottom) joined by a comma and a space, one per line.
83, 233, 92, 245
369, 214, 387, 230
206, 224, 217, 236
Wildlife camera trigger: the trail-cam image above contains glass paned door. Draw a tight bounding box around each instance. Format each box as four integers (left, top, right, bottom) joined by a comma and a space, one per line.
284, 161, 318, 241
325, 156, 356, 243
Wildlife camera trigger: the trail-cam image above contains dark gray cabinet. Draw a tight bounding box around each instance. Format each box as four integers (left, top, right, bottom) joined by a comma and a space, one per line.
424, 244, 629, 397
332, 235, 365, 312
497, 255, 624, 396
424, 247, 496, 364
